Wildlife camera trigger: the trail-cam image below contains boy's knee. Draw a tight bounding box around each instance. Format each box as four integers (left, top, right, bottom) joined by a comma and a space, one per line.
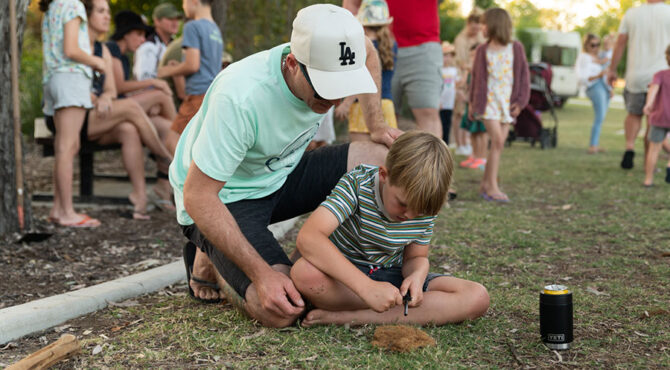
290, 258, 325, 292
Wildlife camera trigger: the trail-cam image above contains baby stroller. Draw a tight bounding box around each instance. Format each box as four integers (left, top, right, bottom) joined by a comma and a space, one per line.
507, 62, 558, 149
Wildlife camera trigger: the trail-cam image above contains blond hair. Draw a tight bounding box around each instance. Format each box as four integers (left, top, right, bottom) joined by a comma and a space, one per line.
385, 131, 454, 216
483, 8, 512, 45
368, 25, 395, 70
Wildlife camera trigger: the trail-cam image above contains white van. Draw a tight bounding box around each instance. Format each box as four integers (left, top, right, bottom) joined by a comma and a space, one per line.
524, 29, 581, 104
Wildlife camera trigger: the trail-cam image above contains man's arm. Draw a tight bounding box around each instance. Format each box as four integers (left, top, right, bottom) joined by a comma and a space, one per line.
607, 33, 628, 86
359, 37, 403, 147
296, 206, 403, 312
157, 47, 200, 78
341, 0, 361, 14
183, 162, 304, 317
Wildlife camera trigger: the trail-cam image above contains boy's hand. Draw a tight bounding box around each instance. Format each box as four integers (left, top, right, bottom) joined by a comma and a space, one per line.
361, 280, 403, 313
400, 274, 424, 308
510, 103, 521, 118
643, 103, 653, 116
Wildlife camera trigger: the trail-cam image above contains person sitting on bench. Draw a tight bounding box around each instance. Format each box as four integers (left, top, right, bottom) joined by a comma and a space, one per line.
46, 0, 173, 221
107, 10, 177, 210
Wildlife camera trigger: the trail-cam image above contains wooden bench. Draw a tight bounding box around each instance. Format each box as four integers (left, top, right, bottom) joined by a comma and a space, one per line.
33, 117, 140, 204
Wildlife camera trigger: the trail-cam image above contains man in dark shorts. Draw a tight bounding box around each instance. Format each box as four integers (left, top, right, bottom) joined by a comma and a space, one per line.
170, 4, 400, 328
607, 0, 670, 169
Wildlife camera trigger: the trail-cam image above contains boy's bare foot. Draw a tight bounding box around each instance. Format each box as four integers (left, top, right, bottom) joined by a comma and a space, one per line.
191, 248, 223, 301
302, 309, 360, 327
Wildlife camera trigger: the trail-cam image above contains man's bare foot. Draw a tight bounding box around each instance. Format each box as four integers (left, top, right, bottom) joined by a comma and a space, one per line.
191, 248, 223, 301
302, 309, 360, 327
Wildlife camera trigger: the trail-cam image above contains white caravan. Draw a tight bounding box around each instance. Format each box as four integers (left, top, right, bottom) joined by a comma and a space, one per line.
526, 29, 581, 104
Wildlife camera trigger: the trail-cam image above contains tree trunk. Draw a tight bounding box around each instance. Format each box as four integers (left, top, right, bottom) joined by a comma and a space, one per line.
211, 0, 231, 42
0, 0, 30, 235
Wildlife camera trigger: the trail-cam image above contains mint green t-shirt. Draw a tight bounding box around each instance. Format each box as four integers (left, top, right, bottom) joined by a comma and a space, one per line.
170, 43, 325, 225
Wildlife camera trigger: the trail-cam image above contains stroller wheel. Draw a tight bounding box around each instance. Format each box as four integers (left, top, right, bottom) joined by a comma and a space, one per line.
540, 129, 553, 149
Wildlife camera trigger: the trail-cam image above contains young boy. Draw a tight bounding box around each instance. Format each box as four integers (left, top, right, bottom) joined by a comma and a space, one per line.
157, 0, 223, 153
439, 42, 459, 146
290, 131, 490, 327
642, 44, 670, 187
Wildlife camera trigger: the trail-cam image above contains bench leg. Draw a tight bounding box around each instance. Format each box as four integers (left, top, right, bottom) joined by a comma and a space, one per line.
79, 152, 94, 197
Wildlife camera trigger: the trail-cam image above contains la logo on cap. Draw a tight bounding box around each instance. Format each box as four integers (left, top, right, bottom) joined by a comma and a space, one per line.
290, 4, 377, 100
339, 42, 356, 65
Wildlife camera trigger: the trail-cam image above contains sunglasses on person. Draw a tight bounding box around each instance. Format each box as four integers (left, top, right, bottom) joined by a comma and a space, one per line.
298, 62, 327, 101
590, 42, 601, 48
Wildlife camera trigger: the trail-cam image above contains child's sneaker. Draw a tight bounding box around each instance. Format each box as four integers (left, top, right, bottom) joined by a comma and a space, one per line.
666, 167, 670, 184
468, 158, 487, 170
455, 146, 468, 156
460, 156, 474, 168
463, 144, 473, 156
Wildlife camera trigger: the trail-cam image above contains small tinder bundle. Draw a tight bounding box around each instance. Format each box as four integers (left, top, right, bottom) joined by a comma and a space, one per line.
7, 334, 80, 370
371, 325, 436, 352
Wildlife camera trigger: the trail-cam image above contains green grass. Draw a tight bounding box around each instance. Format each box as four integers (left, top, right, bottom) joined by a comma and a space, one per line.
70, 103, 670, 367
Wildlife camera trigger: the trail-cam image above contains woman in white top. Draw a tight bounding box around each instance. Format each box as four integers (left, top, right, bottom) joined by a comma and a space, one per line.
577, 33, 611, 154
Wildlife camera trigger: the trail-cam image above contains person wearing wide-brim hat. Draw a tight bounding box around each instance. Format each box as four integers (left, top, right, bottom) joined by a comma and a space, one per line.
110, 10, 153, 41
356, 0, 393, 26
338, 0, 399, 143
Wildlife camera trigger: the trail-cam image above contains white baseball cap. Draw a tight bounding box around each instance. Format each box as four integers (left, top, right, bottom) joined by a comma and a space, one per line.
290, 4, 377, 100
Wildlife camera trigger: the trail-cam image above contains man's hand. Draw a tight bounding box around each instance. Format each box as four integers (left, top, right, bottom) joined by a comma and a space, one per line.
607, 69, 618, 87
400, 274, 424, 308
360, 280, 403, 313
254, 269, 305, 317
369, 126, 403, 148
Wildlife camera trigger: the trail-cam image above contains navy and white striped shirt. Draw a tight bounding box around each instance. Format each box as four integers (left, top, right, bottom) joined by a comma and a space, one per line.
321, 165, 435, 268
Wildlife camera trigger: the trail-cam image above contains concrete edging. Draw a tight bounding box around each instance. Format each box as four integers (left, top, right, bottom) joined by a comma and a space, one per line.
0, 217, 298, 344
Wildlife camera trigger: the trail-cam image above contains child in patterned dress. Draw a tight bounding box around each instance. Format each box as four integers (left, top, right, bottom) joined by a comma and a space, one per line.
469, 8, 530, 202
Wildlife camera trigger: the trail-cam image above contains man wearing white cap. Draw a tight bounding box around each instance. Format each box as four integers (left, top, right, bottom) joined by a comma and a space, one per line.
170, 4, 400, 327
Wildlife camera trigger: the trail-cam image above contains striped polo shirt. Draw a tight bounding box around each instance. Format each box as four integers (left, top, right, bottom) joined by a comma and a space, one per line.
321, 165, 436, 268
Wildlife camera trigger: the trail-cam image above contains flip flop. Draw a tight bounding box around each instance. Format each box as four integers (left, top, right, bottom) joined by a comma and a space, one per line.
183, 242, 222, 304
58, 215, 101, 228
149, 190, 176, 213
481, 192, 510, 203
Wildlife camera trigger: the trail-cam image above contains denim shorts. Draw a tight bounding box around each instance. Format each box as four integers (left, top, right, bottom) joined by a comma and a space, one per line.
181, 143, 350, 298
354, 263, 447, 292
43, 72, 93, 116
392, 42, 443, 110
623, 89, 647, 116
